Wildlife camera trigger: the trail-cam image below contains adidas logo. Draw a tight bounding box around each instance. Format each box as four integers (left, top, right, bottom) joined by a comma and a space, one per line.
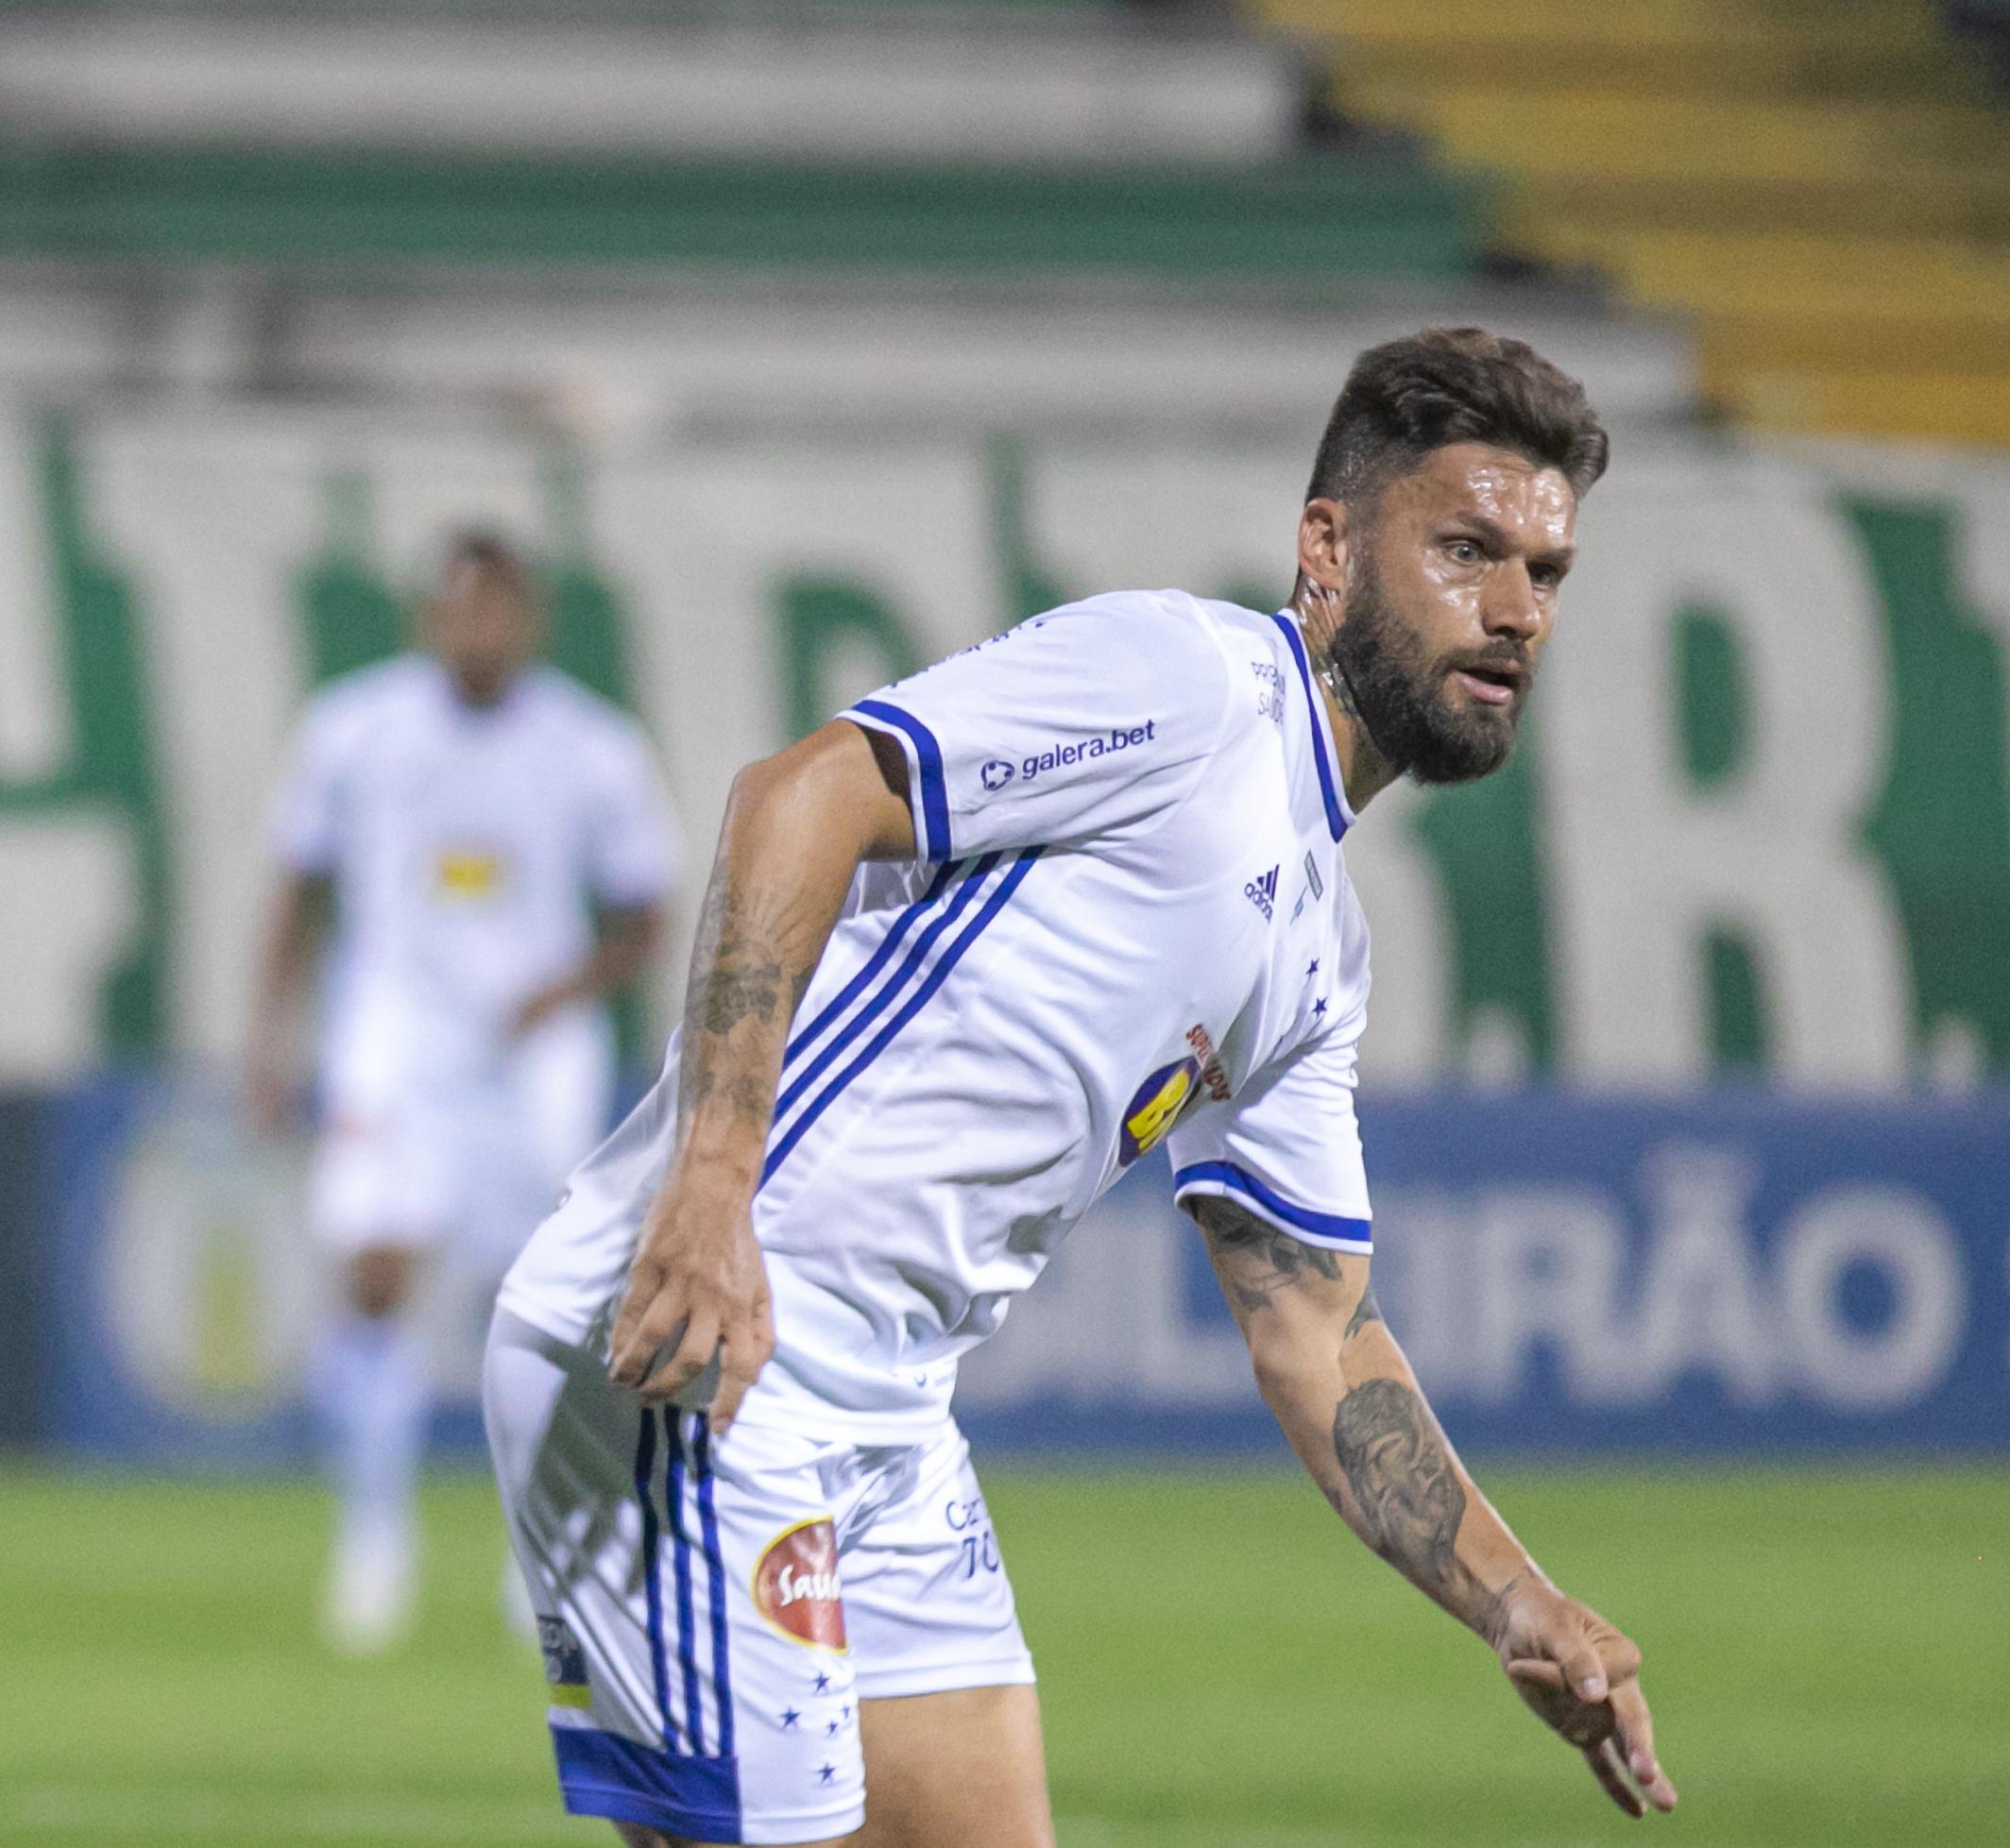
1243, 864, 1278, 921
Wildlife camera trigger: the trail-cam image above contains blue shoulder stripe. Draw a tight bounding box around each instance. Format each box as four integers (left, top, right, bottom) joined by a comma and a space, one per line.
773, 856, 1000, 1122
783, 859, 961, 1071
848, 698, 953, 861
763, 848, 1042, 1185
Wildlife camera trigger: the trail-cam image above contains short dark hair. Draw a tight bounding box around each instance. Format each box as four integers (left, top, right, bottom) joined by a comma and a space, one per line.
1306, 328, 1609, 507
439, 528, 533, 599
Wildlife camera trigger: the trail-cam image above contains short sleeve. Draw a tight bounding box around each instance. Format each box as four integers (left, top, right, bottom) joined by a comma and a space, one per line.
267, 703, 348, 874
586, 726, 683, 907
1167, 1028, 1371, 1254
839, 593, 1233, 861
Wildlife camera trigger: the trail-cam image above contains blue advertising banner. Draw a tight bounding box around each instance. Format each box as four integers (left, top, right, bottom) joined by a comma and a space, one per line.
961, 1091, 2010, 1455
39, 1077, 2010, 1462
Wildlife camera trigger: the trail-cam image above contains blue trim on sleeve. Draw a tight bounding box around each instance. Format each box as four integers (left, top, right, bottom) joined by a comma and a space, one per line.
1269, 614, 1349, 843
848, 698, 953, 861
1173, 1159, 1371, 1248
551, 1725, 742, 1843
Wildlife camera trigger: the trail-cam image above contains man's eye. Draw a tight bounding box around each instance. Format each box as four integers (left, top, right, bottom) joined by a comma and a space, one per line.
1447, 540, 1482, 564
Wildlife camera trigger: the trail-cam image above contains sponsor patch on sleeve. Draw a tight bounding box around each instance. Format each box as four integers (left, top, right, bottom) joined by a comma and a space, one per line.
1119, 1058, 1200, 1165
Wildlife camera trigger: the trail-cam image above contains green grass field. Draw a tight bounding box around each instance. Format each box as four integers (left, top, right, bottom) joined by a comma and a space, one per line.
4, 1462, 2004, 1847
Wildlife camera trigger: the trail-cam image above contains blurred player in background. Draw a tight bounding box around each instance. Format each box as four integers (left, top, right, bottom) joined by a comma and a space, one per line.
485, 331, 1677, 1846
248, 531, 681, 1654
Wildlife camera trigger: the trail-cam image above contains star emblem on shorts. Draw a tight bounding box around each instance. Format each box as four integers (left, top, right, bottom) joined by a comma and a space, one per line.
818, 1764, 837, 1785
1306, 958, 1320, 977
1314, 996, 1328, 1018
813, 1671, 832, 1695
826, 1719, 843, 1737
779, 1707, 801, 1730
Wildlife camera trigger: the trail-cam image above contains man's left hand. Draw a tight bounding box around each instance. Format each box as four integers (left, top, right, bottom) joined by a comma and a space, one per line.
1487, 1577, 1678, 1818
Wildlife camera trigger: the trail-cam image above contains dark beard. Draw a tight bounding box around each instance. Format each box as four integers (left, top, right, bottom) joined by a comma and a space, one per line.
1324, 567, 1524, 786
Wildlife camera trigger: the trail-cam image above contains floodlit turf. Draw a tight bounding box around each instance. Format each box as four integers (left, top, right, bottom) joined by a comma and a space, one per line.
3, 1461, 2004, 1847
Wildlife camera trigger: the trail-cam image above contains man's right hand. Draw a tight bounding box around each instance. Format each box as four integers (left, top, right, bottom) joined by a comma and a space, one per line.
607, 1164, 775, 1434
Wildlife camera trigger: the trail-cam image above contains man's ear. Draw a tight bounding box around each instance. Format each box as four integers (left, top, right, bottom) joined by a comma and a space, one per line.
1296, 498, 1353, 653
1300, 496, 1362, 582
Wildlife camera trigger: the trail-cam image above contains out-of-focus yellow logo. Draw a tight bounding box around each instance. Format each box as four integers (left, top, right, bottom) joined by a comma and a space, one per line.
435, 849, 506, 899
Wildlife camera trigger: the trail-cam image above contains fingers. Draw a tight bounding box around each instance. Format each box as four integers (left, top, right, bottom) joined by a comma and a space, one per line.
1507, 1640, 1607, 1706
1596, 1628, 1644, 1687
1552, 1628, 1610, 1704
707, 1297, 777, 1435
635, 1306, 722, 1402
611, 1279, 776, 1425
607, 1261, 678, 1385
1610, 1680, 1678, 1812
1586, 1738, 1646, 1820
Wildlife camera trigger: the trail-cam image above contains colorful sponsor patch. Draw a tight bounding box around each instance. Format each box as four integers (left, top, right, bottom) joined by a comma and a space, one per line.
1119, 1056, 1200, 1165
752, 1518, 847, 1652
539, 1614, 591, 1707
434, 848, 506, 898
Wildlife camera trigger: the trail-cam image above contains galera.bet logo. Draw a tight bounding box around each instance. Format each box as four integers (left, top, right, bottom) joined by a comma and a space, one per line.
980, 759, 1016, 792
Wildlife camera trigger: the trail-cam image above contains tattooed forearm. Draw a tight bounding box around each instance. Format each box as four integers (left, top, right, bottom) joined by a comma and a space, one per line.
1191, 1196, 1340, 1312
1330, 1377, 1482, 1607
676, 865, 824, 1135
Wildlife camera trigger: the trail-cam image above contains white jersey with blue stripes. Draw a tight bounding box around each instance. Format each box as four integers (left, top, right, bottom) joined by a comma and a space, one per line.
499, 590, 1374, 1437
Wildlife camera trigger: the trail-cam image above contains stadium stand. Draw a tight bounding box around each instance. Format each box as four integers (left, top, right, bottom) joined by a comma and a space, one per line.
0, 0, 1691, 433
1256, 0, 2010, 448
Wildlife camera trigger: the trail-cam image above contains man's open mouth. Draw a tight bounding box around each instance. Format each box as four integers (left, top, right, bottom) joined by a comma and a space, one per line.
1450, 662, 1525, 707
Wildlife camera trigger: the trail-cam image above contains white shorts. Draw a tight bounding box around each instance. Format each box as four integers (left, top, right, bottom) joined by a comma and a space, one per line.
483, 1311, 1035, 1846
312, 1014, 611, 1263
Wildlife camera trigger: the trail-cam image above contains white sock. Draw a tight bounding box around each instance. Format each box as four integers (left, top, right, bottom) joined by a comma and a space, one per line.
313, 1309, 430, 1559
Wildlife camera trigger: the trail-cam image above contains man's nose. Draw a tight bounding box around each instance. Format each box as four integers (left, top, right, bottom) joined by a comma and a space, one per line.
1482, 562, 1542, 640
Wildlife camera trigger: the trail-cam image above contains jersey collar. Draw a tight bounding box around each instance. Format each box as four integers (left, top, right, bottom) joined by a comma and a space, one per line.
1269, 611, 1354, 842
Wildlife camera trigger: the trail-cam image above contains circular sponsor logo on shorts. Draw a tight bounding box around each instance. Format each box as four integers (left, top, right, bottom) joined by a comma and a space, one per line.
753, 1518, 848, 1651
980, 758, 1016, 792
1118, 1057, 1201, 1166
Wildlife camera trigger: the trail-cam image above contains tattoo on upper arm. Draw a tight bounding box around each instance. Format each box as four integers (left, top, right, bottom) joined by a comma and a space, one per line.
1344, 1287, 1382, 1340
1329, 1378, 1477, 1602
1191, 1196, 1340, 1313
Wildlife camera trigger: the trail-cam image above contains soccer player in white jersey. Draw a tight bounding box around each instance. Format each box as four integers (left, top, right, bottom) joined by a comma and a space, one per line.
249, 532, 681, 1653
485, 330, 1679, 1843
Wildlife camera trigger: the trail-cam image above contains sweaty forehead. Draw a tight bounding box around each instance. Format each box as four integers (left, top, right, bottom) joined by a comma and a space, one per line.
1395, 442, 1576, 544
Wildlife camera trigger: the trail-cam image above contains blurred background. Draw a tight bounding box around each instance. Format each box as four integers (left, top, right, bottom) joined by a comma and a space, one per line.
2, 2, 2006, 1845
